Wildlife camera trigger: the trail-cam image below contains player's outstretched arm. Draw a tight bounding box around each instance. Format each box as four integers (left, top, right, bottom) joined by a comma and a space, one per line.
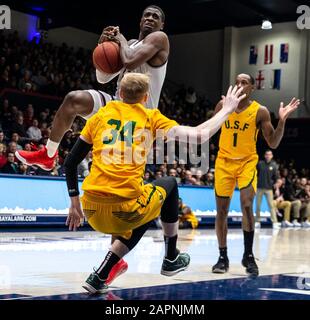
64, 136, 92, 231
115, 31, 168, 70
167, 85, 245, 143
258, 98, 300, 149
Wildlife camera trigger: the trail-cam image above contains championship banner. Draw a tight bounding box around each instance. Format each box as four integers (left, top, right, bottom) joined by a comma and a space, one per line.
264, 44, 273, 64
249, 45, 258, 65
255, 70, 265, 90
280, 43, 289, 63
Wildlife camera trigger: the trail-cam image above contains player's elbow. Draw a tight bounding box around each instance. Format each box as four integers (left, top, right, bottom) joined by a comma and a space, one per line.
122, 59, 141, 71
122, 62, 136, 71
267, 140, 279, 149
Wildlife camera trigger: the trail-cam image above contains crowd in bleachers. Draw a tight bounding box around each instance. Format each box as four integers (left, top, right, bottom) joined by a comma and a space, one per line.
0, 31, 99, 96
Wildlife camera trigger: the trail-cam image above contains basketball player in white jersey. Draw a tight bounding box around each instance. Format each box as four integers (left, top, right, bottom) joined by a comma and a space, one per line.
16, 5, 168, 170
15, 5, 168, 285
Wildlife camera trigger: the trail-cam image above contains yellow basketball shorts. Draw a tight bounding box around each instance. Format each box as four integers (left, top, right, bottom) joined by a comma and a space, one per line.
80, 184, 166, 240
214, 154, 258, 198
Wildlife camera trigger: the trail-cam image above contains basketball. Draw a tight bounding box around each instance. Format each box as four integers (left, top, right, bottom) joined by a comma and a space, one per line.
93, 41, 123, 74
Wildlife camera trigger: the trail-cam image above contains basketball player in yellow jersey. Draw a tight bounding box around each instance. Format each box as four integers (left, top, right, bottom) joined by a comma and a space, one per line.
16, 5, 169, 286
211, 73, 300, 277
63, 73, 246, 293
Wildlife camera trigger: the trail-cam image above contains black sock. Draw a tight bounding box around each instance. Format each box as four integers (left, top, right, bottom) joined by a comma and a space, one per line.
96, 251, 120, 280
164, 235, 178, 260
243, 230, 254, 256
219, 247, 228, 259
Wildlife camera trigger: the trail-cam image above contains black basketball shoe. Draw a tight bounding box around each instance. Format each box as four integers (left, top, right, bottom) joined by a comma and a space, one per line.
212, 256, 229, 273
242, 253, 259, 277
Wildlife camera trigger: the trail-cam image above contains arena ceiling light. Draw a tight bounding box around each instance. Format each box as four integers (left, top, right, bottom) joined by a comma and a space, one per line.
261, 19, 272, 30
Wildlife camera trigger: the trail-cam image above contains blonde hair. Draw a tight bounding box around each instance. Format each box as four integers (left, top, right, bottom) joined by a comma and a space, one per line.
120, 73, 150, 104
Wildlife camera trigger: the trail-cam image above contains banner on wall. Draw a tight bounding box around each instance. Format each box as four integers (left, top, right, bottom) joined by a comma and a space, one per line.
264, 44, 273, 64
270, 69, 282, 90
280, 43, 289, 63
249, 45, 258, 64
255, 70, 265, 89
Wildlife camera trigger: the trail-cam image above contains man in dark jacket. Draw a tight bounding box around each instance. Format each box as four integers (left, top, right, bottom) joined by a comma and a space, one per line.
1, 152, 19, 174
255, 150, 280, 228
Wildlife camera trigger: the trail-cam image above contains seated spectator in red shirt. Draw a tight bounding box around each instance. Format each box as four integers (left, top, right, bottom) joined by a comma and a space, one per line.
0, 130, 9, 145
0, 143, 7, 169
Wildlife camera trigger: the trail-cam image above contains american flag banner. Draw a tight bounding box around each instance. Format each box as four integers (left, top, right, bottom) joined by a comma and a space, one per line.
249, 45, 258, 64
264, 44, 273, 64
280, 43, 289, 63
255, 70, 265, 90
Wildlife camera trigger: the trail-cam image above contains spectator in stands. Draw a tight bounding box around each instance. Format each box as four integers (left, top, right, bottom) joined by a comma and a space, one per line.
205, 171, 214, 187
7, 141, 17, 154
11, 132, 23, 150
143, 171, 153, 184
209, 142, 217, 156
60, 131, 76, 150
23, 104, 35, 127
1, 152, 18, 174
281, 176, 301, 227
24, 143, 32, 151
255, 150, 280, 228
273, 178, 293, 227
209, 154, 216, 171
0, 130, 9, 145
168, 168, 181, 184
0, 143, 7, 169
18, 70, 35, 92
182, 170, 195, 185
178, 198, 199, 229
39, 122, 51, 138
11, 114, 27, 137
185, 87, 197, 106
155, 170, 163, 179
295, 177, 310, 227
18, 162, 29, 175
0, 69, 9, 88
158, 163, 168, 177
50, 155, 62, 177
27, 119, 42, 141
193, 169, 205, 186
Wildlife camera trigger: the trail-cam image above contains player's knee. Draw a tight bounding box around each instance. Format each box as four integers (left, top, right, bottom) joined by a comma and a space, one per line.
166, 176, 178, 190
217, 207, 229, 217
62, 90, 88, 115
241, 200, 253, 213
155, 176, 178, 196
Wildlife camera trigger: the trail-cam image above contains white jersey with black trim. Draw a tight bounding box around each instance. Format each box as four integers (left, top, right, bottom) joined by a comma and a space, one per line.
115, 40, 167, 109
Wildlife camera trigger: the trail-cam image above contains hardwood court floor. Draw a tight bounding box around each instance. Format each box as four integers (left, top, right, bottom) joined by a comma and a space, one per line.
0, 228, 309, 300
